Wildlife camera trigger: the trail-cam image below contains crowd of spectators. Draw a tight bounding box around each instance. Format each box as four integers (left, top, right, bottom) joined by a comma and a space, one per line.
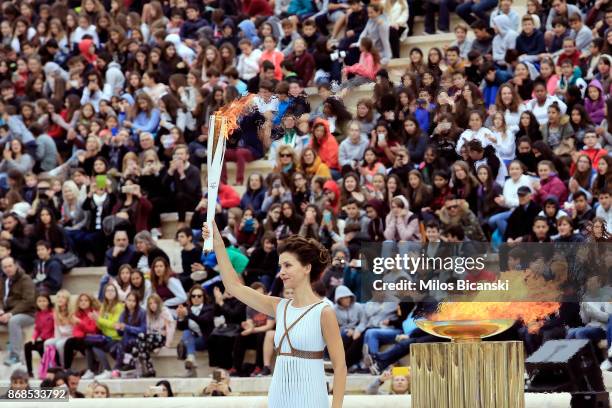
0, 0, 611, 387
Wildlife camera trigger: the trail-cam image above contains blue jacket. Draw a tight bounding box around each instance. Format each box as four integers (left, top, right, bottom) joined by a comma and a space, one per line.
414, 108, 430, 132
132, 109, 160, 134
482, 83, 499, 108
240, 188, 267, 216
180, 18, 208, 40
119, 308, 146, 343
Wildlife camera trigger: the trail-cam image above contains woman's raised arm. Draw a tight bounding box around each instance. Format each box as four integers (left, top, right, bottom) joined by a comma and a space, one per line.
203, 222, 280, 317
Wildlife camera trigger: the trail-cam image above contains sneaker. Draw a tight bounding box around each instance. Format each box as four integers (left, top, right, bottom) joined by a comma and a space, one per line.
81, 370, 95, 380
118, 364, 135, 371
369, 361, 381, 376
111, 370, 121, 378
250, 367, 262, 377
362, 344, 374, 368
185, 354, 198, 369
260, 366, 271, 376
3, 354, 19, 366
600, 359, 612, 371
95, 370, 112, 380
177, 341, 187, 360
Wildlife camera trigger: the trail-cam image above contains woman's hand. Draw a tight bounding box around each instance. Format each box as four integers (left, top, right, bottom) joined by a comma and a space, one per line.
379, 370, 392, 383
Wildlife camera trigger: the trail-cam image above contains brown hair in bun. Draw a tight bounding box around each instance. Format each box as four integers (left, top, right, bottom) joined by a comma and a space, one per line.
278, 236, 331, 282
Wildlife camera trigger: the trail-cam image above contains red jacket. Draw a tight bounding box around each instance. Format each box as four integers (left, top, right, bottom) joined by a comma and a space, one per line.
72, 308, 99, 338
534, 174, 568, 205
570, 148, 608, 175
311, 118, 339, 170
219, 184, 241, 208
32, 309, 54, 341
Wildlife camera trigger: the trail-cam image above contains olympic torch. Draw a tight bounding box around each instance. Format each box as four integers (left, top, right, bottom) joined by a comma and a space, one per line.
203, 115, 228, 252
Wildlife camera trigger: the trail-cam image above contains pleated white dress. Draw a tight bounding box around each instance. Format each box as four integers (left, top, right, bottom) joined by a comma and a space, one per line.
268, 298, 329, 408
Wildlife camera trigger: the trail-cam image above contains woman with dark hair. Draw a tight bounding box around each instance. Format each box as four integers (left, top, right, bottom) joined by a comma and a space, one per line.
112, 178, 153, 233
310, 119, 339, 174
569, 104, 595, 144
0, 139, 35, 179
202, 223, 345, 408
241, 173, 267, 218
406, 47, 425, 77
452, 81, 485, 130
419, 146, 449, 186
152, 380, 175, 397
475, 164, 503, 227
426, 47, 444, 79
515, 111, 543, 142
406, 170, 432, 216
402, 116, 427, 163
278, 201, 304, 235
123, 93, 160, 135
159, 93, 194, 135
177, 286, 214, 377
451, 160, 480, 214
430, 113, 461, 165
150, 257, 187, 313
385, 173, 405, 209
493, 83, 521, 128
370, 120, 401, 167
355, 99, 380, 135
290, 171, 311, 216
322, 97, 353, 140
592, 155, 612, 197
159, 41, 188, 83
33, 206, 69, 254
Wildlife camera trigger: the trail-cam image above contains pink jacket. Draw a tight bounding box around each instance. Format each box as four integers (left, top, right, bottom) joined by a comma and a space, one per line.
383, 211, 421, 241
344, 52, 380, 80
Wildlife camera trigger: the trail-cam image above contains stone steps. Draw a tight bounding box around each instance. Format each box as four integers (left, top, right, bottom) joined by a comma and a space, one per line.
0, 374, 379, 397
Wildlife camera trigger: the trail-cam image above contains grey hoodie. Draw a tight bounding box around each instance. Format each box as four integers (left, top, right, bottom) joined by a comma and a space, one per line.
492, 14, 518, 65
357, 299, 399, 333
334, 285, 365, 331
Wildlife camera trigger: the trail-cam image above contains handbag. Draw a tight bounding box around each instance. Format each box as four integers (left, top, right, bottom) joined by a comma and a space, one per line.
38, 345, 57, 380
210, 323, 241, 338
56, 251, 80, 272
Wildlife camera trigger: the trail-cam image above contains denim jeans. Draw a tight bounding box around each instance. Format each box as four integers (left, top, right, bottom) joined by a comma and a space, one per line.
182, 330, 207, 355
374, 329, 437, 370
488, 210, 513, 237
566, 326, 607, 342
424, 0, 459, 33
364, 327, 402, 355
455, 0, 497, 25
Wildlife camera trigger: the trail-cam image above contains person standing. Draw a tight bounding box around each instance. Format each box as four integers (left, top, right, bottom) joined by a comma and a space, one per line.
202, 222, 346, 408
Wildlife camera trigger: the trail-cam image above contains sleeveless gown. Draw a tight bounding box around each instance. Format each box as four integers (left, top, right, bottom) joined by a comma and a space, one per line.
267, 298, 330, 408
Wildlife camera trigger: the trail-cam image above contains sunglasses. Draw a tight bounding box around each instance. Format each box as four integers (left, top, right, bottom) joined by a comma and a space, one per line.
280, 153, 292, 158
191, 294, 203, 298
447, 205, 458, 210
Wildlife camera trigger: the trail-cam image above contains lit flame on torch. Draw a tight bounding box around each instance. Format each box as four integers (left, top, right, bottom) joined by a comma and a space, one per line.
213, 94, 256, 137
